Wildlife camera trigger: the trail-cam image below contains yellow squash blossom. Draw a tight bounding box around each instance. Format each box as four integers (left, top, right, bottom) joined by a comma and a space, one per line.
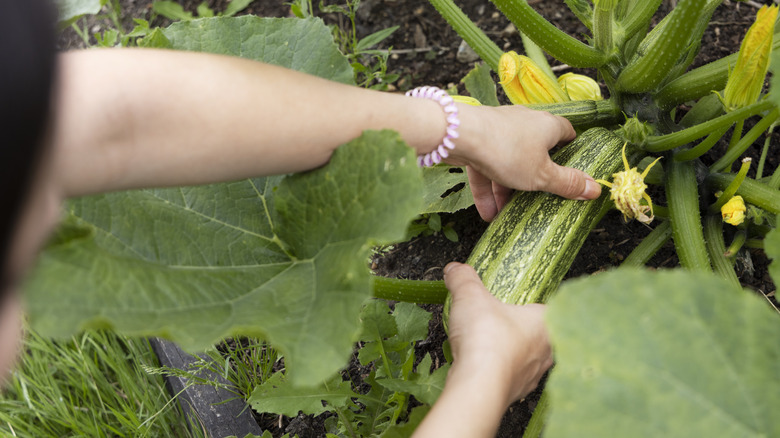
721, 195, 747, 226
498, 51, 569, 105
723, 5, 778, 110
558, 72, 603, 101
596, 143, 662, 224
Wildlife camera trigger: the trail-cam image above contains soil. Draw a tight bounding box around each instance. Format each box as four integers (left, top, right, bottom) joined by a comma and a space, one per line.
59, 1, 779, 437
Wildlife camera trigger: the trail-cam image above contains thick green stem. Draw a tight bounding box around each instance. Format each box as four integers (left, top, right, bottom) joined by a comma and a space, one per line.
618, 0, 663, 42
727, 120, 744, 151
756, 123, 776, 179
526, 99, 623, 130
645, 100, 774, 152
656, 31, 780, 109
490, 0, 606, 67
427, 0, 503, 72
666, 159, 712, 271
621, 220, 673, 267
593, 1, 615, 54
724, 230, 747, 258
615, 0, 707, 93
706, 174, 780, 214
710, 158, 752, 212
370, 276, 447, 304
703, 215, 742, 289
711, 108, 780, 173
522, 389, 549, 438
673, 126, 730, 162
564, 0, 593, 30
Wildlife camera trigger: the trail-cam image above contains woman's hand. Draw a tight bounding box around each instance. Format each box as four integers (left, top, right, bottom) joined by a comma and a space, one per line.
448, 104, 602, 221
444, 262, 553, 403
412, 262, 553, 437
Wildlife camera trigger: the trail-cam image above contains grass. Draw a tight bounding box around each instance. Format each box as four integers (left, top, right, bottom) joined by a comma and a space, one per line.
0, 328, 198, 438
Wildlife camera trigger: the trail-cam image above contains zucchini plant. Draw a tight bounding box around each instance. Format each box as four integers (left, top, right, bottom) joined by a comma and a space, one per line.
431, 0, 780, 435
35, 1, 780, 436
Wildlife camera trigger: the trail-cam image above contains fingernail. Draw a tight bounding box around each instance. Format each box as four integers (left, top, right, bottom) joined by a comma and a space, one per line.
576, 179, 601, 201
444, 262, 460, 275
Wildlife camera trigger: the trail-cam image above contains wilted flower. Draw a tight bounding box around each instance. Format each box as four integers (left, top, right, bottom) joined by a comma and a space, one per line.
722, 5, 778, 110
721, 195, 747, 226
596, 143, 662, 224
558, 72, 603, 101
498, 51, 569, 105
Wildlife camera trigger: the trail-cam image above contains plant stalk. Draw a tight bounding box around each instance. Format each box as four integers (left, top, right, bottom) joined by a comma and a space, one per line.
621, 220, 673, 267
645, 100, 774, 152
618, 0, 663, 43
427, 0, 503, 71
666, 159, 712, 271
711, 108, 780, 172
724, 230, 747, 258
520, 31, 555, 80
615, 0, 707, 93
703, 215, 741, 289
489, 0, 606, 67
706, 174, 780, 214
710, 158, 751, 213
673, 126, 730, 162
527, 99, 623, 129
756, 122, 776, 179
655, 31, 780, 109
370, 276, 447, 304
522, 389, 549, 438
593, 0, 615, 54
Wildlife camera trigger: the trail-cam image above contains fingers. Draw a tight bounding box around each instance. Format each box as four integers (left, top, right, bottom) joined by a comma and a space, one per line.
550, 114, 576, 148
542, 162, 602, 200
467, 166, 499, 222
492, 182, 513, 215
443, 262, 490, 305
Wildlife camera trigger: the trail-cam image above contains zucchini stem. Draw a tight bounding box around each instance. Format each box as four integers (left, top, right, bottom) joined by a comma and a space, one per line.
428, 0, 503, 72
621, 220, 673, 267
666, 159, 712, 271
703, 215, 741, 289
710, 158, 751, 212
370, 276, 447, 304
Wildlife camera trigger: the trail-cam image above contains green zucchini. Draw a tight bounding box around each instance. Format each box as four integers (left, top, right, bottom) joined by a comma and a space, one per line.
465, 127, 625, 304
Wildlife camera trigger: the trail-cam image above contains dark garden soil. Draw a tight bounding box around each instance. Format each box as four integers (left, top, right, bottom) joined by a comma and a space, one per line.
60, 1, 779, 437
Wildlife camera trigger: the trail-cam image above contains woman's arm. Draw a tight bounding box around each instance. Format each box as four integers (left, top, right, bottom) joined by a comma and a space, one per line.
50, 49, 600, 219
412, 263, 553, 437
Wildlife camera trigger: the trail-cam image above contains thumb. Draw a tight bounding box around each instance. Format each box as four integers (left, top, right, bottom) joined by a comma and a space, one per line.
544, 163, 602, 200
443, 262, 490, 304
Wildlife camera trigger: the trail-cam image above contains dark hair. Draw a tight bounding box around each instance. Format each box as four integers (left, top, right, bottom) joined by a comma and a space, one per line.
0, 0, 57, 290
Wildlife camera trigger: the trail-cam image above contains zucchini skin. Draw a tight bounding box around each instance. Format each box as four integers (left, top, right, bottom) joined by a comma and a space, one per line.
466, 128, 626, 304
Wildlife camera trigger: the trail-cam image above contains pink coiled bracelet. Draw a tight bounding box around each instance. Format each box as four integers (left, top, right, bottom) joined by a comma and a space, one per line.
405, 86, 460, 167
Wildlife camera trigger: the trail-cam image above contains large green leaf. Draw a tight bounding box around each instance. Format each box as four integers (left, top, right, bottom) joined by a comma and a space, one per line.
26, 131, 422, 386
163, 16, 353, 84
764, 215, 780, 286
420, 166, 472, 213
55, 0, 102, 26
546, 269, 780, 437
249, 373, 358, 417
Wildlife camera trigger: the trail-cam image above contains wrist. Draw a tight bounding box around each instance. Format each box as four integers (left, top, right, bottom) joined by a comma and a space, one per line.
443, 102, 485, 168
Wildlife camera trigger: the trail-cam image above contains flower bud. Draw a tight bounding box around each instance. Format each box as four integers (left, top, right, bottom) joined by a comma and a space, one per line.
618, 116, 655, 146
498, 51, 569, 105
723, 5, 778, 111
721, 195, 747, 226
596, 143, 661, 224
451, 95, 483, 106
557, 73, 603, 101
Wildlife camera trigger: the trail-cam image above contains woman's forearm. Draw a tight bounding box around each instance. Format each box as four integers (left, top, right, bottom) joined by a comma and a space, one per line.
50, 49, 452, 197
